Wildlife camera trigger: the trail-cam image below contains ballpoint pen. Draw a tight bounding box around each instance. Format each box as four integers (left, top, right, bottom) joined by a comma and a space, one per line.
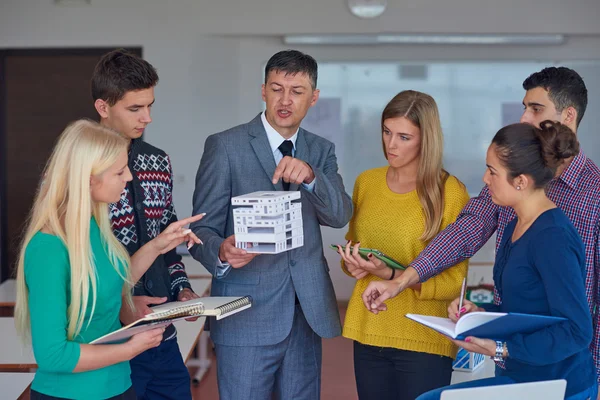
457, 277, 467, 318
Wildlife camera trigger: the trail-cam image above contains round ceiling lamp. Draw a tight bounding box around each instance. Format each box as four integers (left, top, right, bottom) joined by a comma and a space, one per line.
347, 0, 388, 19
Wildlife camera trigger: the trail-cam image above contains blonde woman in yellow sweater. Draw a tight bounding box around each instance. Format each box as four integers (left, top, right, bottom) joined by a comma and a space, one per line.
336, 90, 469, 400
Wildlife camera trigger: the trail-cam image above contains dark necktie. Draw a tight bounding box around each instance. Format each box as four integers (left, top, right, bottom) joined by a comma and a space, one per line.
278, 139, 300, 305
278, 140, 294, 190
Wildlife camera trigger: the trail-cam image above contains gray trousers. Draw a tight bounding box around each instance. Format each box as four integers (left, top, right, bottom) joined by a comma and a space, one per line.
215, 304, 322, 400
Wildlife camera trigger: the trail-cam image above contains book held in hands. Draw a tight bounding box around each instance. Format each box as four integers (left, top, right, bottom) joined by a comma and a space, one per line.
406, 311, 566, 341
92, 296, 252, 344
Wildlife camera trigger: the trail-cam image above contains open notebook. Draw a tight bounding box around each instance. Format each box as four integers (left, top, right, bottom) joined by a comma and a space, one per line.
92, 296, 252, 344
406, 311, 565, 340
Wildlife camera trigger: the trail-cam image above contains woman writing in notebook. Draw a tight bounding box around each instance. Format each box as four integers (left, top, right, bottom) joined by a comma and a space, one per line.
415, 121, 596, 400
14, 120, 203, 400
335, 90, 470, 400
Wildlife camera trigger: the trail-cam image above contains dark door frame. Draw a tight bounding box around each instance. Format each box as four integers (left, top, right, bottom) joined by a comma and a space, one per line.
0, 47, 142, 282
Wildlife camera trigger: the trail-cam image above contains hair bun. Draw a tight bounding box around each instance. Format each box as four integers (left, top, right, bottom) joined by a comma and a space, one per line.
536, 120, 579, 170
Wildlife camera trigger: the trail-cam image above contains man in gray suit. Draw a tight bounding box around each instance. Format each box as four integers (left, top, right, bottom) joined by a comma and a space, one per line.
190, 50, 352, 399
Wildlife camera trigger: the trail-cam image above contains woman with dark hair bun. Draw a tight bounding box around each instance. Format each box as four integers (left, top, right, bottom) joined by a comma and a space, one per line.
491, 120, 579, 190
417, 121, 597, 400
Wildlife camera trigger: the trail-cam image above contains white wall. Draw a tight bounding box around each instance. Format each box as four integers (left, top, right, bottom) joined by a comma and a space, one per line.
1, 0, 599, 299
3, 0, 600, 36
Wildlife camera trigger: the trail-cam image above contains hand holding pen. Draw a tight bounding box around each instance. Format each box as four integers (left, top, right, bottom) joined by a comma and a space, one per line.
448, 278, 483, 322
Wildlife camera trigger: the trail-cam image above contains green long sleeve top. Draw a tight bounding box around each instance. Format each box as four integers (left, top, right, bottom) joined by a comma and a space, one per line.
25, 218, 131, 399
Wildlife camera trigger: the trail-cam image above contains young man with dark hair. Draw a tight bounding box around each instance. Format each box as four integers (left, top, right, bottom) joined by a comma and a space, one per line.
190, 49, 353, 399
521, 66, 588, 127
92, 49, 195, 400
363, 66, 600, 388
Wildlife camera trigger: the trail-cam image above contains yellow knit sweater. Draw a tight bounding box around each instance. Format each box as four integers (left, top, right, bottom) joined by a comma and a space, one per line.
343, 167, 470, 359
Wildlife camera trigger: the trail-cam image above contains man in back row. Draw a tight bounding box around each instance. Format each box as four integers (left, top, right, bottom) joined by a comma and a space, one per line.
92, 49, 197, 399
364, 67, 600, 387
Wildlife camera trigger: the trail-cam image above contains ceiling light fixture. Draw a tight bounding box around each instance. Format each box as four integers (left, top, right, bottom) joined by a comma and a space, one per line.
284, 34, 565, 46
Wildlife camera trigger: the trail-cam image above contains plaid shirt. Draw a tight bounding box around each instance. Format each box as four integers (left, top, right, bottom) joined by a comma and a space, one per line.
411, 152, 600, 380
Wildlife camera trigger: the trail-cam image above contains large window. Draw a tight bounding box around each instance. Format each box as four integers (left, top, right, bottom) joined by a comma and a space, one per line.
302, 61, 600, 195
302, 61, 600, 267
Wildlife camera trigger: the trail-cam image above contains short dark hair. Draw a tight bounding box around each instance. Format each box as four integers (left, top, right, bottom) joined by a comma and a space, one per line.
522, 67, 588, 127
264, 50, 318, 89
492, 121, 579, 189
91, 49, 159, 106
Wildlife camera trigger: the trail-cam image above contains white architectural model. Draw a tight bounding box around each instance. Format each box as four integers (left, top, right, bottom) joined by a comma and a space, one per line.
232, 191, 303, 254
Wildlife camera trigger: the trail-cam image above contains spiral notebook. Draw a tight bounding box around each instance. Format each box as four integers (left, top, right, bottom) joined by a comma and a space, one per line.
92, 296, 252, 344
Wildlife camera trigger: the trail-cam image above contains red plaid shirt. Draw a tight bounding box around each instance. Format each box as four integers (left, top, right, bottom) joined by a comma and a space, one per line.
411, 152, 600, 380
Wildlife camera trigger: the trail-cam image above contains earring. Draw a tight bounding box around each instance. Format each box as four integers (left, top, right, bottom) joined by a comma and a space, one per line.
516, 186, 521, 190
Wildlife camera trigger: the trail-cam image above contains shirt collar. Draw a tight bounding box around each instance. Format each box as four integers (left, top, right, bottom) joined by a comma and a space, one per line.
261, 112, 298, 154
558, 150, 587, 189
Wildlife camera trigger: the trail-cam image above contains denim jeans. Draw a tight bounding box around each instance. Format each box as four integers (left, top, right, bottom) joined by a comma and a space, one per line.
129, 337, 191, 400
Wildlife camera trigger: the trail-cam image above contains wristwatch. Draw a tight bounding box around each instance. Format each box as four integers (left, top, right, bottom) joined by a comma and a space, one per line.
176, 285, 187, 296
492, 340, 507, 361
492, 341, 503, 361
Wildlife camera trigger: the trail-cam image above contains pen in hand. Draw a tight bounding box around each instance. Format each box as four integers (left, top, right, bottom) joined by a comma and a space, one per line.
457, 277, 467, 319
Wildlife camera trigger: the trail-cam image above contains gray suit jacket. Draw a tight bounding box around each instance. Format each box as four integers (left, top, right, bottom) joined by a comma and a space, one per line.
190, 114, 352, 346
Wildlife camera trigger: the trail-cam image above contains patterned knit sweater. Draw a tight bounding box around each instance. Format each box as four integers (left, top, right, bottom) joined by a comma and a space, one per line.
343, 167, 469, 359
109, 138, 191, 298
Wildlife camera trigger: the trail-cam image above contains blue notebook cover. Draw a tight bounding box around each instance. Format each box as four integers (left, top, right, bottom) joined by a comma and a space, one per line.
457, 313, 567, 340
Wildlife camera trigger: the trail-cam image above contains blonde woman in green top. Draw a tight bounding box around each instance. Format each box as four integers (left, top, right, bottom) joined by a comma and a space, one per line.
14, 120, 203, 400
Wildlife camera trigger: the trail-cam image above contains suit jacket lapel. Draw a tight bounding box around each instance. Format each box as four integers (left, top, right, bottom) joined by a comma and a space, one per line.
248, 114, 282, 190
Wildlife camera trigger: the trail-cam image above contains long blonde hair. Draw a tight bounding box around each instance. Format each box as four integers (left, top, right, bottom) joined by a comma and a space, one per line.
15, 119, 133, 341
381, 90, 448, 242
